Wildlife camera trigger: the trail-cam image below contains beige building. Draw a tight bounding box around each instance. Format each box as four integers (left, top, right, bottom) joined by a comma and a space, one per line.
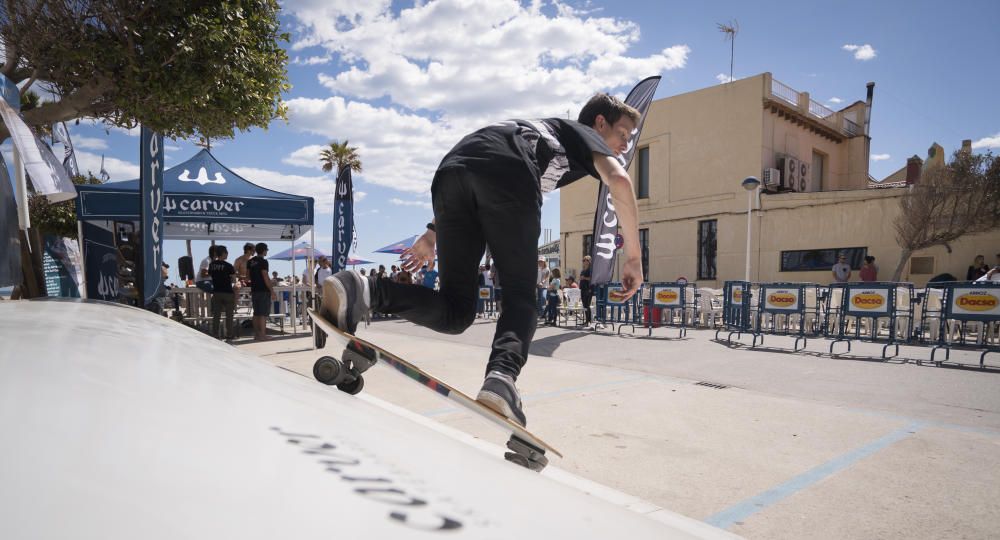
560, 73, 999, 287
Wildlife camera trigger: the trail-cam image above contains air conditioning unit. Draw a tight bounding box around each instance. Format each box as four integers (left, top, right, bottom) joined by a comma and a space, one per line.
783, 157, 800, 190
763, 168, 781, 187
796, 162, 811, 192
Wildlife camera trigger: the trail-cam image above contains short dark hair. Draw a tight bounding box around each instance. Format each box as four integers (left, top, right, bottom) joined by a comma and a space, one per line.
255, 242, 268, 255
208, 245, 216, 257
864, 255, 874, 263
216, 246, 228, 256
577, 93, 641, 128
243, 242, 255, 252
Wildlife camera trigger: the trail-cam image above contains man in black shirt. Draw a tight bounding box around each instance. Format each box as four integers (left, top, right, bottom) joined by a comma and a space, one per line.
246, 242, 276, 341
209, 245, 237, 341
321, 94, 644, 426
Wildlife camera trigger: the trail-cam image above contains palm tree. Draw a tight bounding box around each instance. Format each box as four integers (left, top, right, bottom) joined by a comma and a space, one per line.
319, 140, 363, 175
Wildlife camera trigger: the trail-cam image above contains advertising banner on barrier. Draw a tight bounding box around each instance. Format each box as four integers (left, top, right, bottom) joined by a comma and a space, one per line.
731, 287, 743, 305
479, 287, 492, 300
949, 287, 1000, 319
846, 286, 891, 315
652, 286, 682, 307
606, 285, 628, 305
763, 288, 800, 311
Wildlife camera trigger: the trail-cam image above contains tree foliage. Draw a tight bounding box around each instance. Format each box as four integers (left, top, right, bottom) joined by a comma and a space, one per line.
0, 0, 290, 141
320, 140, 363, 175
891, 150, 1000, 280
27, 173, 105, 239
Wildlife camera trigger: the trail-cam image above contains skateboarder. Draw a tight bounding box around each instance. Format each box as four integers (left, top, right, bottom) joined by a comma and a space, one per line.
321, 93, 644, 426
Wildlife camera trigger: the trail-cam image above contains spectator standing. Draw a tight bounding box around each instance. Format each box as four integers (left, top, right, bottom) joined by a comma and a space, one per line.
234, 243, 255, 284
195, 245, 216, 292
390, 265, 399, 281
247, 243, 276, 341
968, 255, 989, 281
377, 265, 387, 280
421, 261, 439, 289
859, 256, 878, 282
545, 268, 562, 325
831, 254, 852, 283
209, 245, 237, 341
315, 257, 333, 285
536, 258, 550, 317
579, 255, 593, 325
397, 271, 413, 285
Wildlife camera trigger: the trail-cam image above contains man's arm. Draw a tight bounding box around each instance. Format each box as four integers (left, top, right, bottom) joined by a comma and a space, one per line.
592, 153, 642, 298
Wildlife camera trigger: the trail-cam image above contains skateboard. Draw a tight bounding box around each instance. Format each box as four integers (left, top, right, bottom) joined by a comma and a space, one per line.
307, 308, 560, 471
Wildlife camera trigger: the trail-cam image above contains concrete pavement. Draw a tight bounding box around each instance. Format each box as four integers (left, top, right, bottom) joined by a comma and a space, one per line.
238, 318, 1000, 539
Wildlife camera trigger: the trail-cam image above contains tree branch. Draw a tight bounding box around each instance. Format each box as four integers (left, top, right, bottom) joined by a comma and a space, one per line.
0, 77, 110, 142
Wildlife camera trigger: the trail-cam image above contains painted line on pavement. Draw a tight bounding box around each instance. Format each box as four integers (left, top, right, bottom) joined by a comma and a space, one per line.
421, 375, 649, 417
704, 421, 925, 530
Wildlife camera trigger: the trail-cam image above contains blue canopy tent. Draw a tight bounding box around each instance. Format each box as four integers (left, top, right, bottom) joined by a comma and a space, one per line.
74, 150, 315, 331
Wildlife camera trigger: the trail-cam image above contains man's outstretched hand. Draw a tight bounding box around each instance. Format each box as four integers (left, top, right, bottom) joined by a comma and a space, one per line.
401, 230, 436, 273
620, 256, 643, 300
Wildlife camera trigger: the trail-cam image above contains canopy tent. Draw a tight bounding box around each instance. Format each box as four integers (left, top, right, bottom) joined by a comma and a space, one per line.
75, 149, 314, 240
270, 242, 328, 261
375, 234, 419, 254
74, 149, 316, 332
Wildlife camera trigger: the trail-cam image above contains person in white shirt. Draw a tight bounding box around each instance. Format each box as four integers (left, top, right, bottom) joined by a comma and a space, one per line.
195, 245, 217, 292
314, 257, 333, 285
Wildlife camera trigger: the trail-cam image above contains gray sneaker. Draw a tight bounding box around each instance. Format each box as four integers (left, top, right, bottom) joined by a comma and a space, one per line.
476, 371, 526, 427
319, 270, 371, 335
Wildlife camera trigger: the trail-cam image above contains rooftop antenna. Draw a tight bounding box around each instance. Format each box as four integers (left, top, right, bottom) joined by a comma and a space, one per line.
717, 20, 739, 83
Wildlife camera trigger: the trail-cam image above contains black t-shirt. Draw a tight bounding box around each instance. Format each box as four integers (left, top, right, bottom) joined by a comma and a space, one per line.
438, 118, 615, 193
247, 256, 269, 292
209, 260, 235, 294
579, 267, 592, 292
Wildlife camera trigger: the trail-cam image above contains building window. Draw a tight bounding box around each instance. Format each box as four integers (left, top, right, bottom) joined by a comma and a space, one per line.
697, 220, 717, 280
780, 247, 866, 271
582, 234, 593, 260
639, 228, 650, 281
812, 151, 825, 191
636, 147, 649, 199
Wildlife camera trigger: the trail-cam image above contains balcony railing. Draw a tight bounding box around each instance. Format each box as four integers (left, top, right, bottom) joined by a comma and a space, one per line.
770, 79, 799, 106
843, 118, 861, 137
808, 99, 836, 120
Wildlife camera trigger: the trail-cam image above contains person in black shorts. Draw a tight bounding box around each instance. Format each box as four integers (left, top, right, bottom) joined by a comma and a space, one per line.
209, 245, 238, 341
321, 94, 644, 426
246, 242, 275, 341
579, 255, 593, 325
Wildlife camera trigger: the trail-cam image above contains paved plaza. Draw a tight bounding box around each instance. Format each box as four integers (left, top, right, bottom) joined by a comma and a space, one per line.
240, 318, 1000, 539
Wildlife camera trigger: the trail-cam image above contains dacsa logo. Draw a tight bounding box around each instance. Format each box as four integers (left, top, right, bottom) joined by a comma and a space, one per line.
851, 292, 885, 310
768, 292, 797, 308
956, 292, 999, 312
608, 288, 628, 303
655, 289, 679, 304
732, 290, 743, 304
479, 288, 491, 299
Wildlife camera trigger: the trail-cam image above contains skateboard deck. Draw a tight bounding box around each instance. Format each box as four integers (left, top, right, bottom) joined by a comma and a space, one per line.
307, 308, 561, 471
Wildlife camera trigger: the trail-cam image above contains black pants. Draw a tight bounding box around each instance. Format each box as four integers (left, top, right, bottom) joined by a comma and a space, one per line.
581, 287, 593, 324
370, 167, 541, 379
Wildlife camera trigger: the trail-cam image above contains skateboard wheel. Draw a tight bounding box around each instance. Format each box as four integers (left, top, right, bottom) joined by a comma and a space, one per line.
313, 356, 343, 385
337, 374, 364, 395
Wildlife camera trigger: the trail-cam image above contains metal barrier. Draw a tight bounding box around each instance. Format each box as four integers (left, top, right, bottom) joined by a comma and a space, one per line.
716, 281, 752, 343
643, 282, 696, 337
924, 282, 1000, 367
593, 283, 644, 334
824, 282, 915, 359
752, 283, 822, 351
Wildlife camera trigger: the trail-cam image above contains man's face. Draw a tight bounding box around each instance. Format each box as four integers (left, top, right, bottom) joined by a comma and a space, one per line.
838, 257, 847, 265
594, 114, 637, 156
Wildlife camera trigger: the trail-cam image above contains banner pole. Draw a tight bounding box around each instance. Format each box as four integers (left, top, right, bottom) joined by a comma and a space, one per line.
290, 238, 296, 334
77, 221, 87, 299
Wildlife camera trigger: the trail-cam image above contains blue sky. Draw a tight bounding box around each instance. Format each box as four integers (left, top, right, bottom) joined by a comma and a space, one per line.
4, 0, 999, 280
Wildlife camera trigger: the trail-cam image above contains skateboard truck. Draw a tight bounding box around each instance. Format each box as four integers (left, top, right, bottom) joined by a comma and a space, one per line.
505, 435, 548, 472
313, 340, 378, 395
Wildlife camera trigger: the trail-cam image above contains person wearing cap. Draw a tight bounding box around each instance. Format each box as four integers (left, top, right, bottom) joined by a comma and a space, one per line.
832, 253, 852, 283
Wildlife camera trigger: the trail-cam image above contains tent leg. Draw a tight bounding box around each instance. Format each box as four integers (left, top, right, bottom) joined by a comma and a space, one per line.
290, 238, 296, 335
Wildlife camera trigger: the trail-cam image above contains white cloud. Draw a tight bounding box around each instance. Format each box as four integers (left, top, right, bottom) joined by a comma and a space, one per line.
76, 150, 139, 181
870, 153, 891, 161
842, 44, 876, 61
165, 144, 181, 152
282, 0, 689, 196
828, 97, 843, 104
715, 73, 734, 84
389, 198, 432, 210
972, 133, 1000, 149
231, 166, 366, 214
283, 144, 329, 170
292, 55, 333, 66
71, 136, 109, 151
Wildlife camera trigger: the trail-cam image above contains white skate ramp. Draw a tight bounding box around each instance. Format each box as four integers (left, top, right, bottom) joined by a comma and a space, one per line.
0, 300, 735, 539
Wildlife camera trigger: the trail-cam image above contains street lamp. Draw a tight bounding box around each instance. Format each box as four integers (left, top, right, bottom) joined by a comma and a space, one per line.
742, 176, 760, 282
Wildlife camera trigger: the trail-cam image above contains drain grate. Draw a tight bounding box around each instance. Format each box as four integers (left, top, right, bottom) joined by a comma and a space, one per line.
694, 381, 729, 389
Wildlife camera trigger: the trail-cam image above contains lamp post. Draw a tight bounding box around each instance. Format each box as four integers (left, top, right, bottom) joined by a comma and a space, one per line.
742, 176, 760, 282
